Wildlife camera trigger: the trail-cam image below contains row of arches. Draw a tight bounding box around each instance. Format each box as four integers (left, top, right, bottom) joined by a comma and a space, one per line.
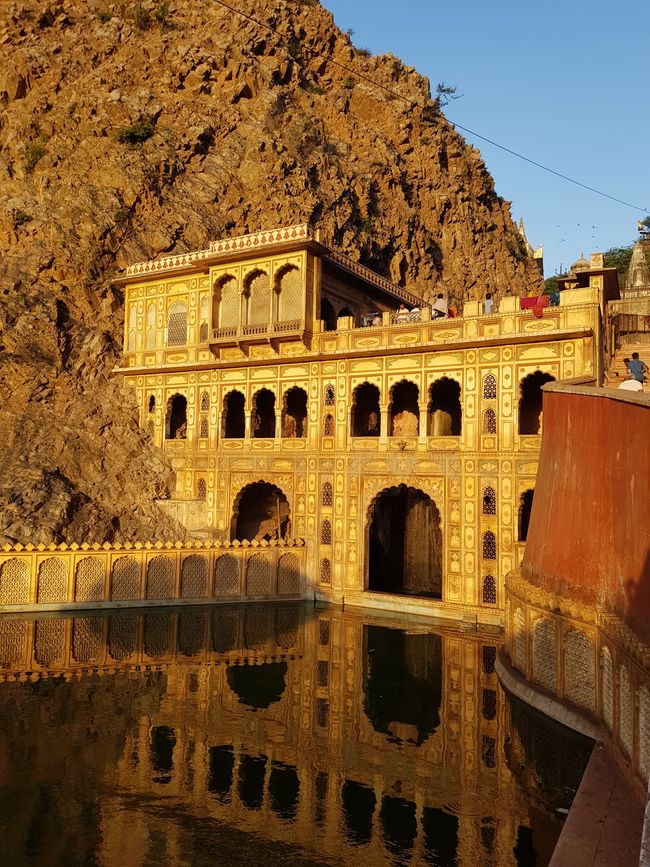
213, 265, 302, 330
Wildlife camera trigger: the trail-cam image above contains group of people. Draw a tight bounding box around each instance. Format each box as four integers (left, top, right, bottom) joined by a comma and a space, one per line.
366, 293, 496, 326
619, 352, 649, 392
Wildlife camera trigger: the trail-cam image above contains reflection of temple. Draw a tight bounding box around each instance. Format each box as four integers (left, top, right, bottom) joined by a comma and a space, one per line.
0, 606, 564, 864
113, 222, 603, 623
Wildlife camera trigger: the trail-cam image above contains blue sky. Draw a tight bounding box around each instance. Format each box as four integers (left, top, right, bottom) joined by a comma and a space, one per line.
323, 0, 649, 276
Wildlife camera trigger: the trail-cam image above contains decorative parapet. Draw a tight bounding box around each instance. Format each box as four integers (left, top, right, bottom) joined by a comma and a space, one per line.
503, 569, 650, 800
0, 539, 307, 612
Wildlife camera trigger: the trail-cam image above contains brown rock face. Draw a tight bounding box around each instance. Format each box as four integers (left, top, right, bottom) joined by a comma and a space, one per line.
0, 0, 542, 545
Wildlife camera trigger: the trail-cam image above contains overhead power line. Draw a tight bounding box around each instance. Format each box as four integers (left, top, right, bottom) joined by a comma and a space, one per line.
212, 0, 648, 214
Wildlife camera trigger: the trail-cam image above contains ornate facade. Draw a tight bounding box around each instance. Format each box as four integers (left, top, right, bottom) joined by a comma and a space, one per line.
115, 224, 603, 624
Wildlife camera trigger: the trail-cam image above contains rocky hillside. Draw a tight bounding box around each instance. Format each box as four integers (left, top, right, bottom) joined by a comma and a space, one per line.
0, 0, 542, 545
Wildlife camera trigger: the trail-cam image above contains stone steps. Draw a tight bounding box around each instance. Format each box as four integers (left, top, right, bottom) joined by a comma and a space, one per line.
605, 344, 650, 392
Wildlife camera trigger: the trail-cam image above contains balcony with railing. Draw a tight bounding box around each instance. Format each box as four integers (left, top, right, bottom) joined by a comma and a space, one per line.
210, 319, 304, 346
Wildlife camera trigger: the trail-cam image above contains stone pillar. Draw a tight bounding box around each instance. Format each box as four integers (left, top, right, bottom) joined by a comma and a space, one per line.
274, 410, 282, 445
379, 404, 389, 444
245, 411, 252, 442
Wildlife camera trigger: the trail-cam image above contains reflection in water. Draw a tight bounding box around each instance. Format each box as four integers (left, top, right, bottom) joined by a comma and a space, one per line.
0, 605, 591, 866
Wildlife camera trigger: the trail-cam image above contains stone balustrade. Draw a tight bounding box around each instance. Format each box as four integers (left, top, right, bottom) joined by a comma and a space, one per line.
0, 539, 307, 612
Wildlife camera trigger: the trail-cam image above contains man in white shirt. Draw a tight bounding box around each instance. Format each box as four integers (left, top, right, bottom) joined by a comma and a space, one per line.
431, 293, 448, 319
483, 293, 496, 314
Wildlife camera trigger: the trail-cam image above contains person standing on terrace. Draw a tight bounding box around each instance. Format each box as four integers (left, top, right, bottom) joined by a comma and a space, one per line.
431, 293, 448, 319
483, 293, 496, 314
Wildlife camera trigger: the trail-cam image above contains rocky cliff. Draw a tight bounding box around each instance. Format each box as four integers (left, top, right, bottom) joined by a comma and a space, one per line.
0, 0, 543, 545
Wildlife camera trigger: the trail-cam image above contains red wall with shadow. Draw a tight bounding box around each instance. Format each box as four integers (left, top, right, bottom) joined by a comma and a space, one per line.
522, 386, 650, 643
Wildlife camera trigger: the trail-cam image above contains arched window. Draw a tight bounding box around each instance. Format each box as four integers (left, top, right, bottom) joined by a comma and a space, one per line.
223, 391, 245, 438
324, 384, 335, 406
322, 481, 333, 506
276, 266, 302, 322
200, 392, 210, 412
146, 302, 156, 350
482, 486, 496, 516
519, 489, 535, 542
482, 531, 496, 560
148, 395, 156, 413
320, 298, 337, 332
519, 371, 555, 434
252, 389, 276, 438
167, 300, 188, 346
389, 380, 419, 436
199, 416, 208, 439
351, 383, 380, 437
214, 275, 239, 329
428, 378, 462, 436
483, 408, 497, 434
282, 387, 307, 438
199, 296, 209, 342
245, 270, 271, 326
127, 304, 137, 351
323, 414, 334, 436
166, 394, 187, 439
483, 374, 497, 400
197, 479, 206, 499
321, 520, 332, 545
482, 575, 496, 604
320, 558, 331, 585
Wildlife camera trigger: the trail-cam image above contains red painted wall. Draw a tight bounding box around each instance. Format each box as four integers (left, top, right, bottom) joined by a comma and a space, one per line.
522, 386, 650, 643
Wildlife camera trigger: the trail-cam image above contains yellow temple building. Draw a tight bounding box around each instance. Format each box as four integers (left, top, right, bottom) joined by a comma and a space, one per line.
108, 224, 606, 625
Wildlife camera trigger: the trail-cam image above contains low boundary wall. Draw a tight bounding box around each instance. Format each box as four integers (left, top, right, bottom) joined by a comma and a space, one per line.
0, 539, 307, 612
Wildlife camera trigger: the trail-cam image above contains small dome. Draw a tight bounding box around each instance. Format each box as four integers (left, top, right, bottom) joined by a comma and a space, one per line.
571, 253, 590, 273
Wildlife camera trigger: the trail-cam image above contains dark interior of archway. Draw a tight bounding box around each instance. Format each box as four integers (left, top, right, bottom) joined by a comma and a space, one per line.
234, 482, 290, 541
352, 383, 380, 436
519, 372, 555, 434
224, 391, 245, 438
283, 388, 307, 437
381, 796, 418, 859
519, 489, 535, 541
269, 763, 300, 820
363, 624, 441, 746
422, 808, 459, 865
168, 395, 187, 439
208, 745, 234, 802
252, 389, 275, 438
238, 753, 267, 810
342, 780, 376, 845
428, 378, 462, 436
320, 297, 337, 331
389, 381, 419, 436
368, 486, 442, 596
226, 661, 287, 710
150, 725, 176, 782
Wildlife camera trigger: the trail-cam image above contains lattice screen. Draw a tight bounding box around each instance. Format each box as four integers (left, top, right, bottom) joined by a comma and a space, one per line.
245, 607, 272, 649
109, 614, 138, 660
219, 277, 240, 327
602, 647, 614, 729
483, 409, 497, 434
0, 620, 27, 666
0, 558, 30, 604
181, 555, 208, 598
214, 554, 240, 596
247, 272, 271, 326
178, 611, 206, 656
197, 478, 206, 499
483, 374, 497, 399
532, 618, 557, 692
72, 618, 103, 663
200, 416, 209, 438
276, 606, 300, 648
324, 384, 335, 406
200, 392, 210, 411
34, 619, 65, 667
246, 554, 272, 595
321, 520, 332, 545
619, 664, 633, 757
324, 414, 334, 436
322, 482, 333, 506
638, 686, 650, 781
167, 300, 187, 346
144, 612, 173, 657
278, 267, 302, 321
277, 553, 300, 595
37, 558, 68, 603
146, 556, 175, 600
564, 630, 595, 711
75, 558, 105, 602
111, 556, 140, 600
482, 575, 496, 604
513, 608, 526, 672
482, 487, 496, 515
213, 609, 239, 653
320, 558, 331, 585
482, 531, 496, 560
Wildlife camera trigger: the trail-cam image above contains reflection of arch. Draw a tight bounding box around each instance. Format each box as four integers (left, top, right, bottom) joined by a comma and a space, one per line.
72, 618, 103, 663
0, 621, 27, 667
320, 297, 337, 331
167, 300, 187, 346
351, 382, 380, 437
232, 481, 290, 541
223, 390, 245, 438
519, 371, 555, 434
282, 387, 307, 438
269, 764, 300, 820
35, 620, 65, 667
367, 484, 442, 597
363, 624, 442, 745
150, 726, 176, 777
165, 393, 187, 439
483, 408, 496, 434
518, 489, 534, 541
109, 613, 138, 660
245, 269, 271, 325
389, 380, 419, 437
228, 663, 287, 710
252, 388, 275, 438
213, 609, 239, 652
342, 780, 376, 845
428, 378, 461, 436
482, 486, 496, 516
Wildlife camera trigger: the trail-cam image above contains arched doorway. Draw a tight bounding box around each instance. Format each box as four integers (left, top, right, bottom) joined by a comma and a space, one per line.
223, 390, 245, 438
367, 485, 442, 597
351, 383, 380, 437
165, 394, 187, 439
519, 372, 555, 434
428, 378, 462, 435
252, 389, 276, 438
282, 387, 307, 438
320, 297, 337, 332
389, 380, 419, 437
232, 482, 290, 541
